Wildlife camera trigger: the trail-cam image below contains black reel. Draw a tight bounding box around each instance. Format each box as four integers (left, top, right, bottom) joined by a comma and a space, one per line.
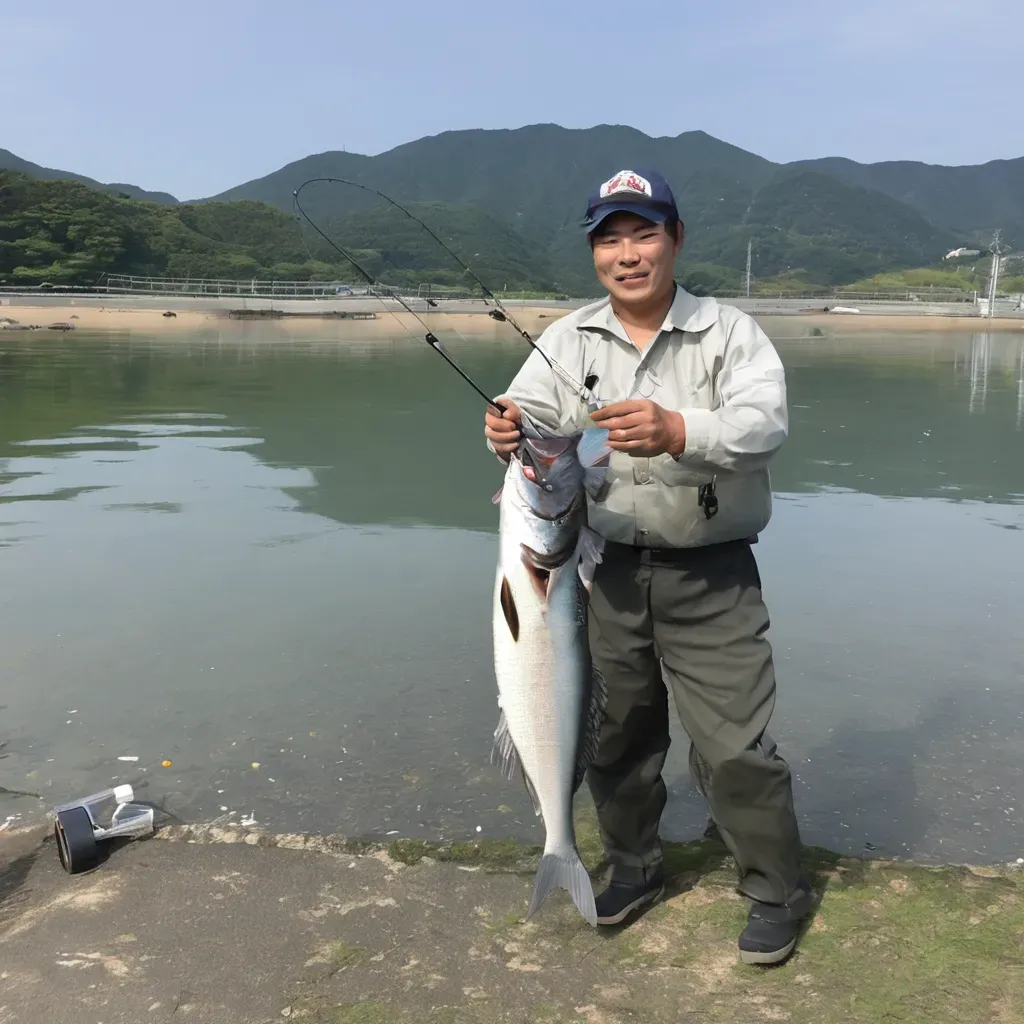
54, 807, 101, 874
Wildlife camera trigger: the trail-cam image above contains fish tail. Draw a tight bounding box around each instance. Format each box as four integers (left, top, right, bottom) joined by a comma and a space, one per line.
525, 851, 597, 926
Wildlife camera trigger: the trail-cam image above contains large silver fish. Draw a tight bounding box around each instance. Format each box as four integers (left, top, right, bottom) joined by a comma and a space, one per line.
491, 424, 611, 926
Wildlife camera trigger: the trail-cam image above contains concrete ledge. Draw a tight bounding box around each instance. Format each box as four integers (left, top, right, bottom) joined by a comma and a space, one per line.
2, 823, 1021, 1023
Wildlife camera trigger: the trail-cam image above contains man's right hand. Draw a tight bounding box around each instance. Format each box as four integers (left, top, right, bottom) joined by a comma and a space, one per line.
484, 397, 522, 461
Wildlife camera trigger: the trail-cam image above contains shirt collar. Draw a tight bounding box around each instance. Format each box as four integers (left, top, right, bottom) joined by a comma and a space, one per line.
578, 284, 720, 342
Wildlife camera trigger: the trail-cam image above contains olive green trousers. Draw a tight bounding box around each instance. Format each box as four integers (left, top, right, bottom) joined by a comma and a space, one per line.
584, 538, 803, 905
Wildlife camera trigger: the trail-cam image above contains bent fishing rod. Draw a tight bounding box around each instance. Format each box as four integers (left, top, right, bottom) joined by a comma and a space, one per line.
291, 177, 600, 412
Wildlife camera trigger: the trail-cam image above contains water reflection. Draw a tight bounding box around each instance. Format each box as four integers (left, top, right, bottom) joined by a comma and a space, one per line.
773, 329, 1024, 506
1018, 344, 1023, 429
0, 329, 1021, 863
951, 330, 1024, 421
969, 332, 990, 414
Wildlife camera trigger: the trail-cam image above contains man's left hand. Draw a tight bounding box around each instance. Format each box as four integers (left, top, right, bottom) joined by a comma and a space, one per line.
590, 399, 687, 458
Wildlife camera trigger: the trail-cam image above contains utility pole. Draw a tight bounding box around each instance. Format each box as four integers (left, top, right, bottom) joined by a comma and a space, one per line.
745, 238, 753, 298
986, 230, 1009, 318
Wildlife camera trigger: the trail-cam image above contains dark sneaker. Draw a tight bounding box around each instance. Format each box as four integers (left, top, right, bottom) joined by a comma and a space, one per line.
595, 870, 665, 926
738, 878, 814, 965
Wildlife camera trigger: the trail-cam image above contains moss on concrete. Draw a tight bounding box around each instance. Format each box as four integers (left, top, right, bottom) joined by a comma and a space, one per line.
387, 837, 541, 870
145, 820, 1022, 1023
324, 940, 369, 972
377, 836, 1023, 1023
317, 1002, 391, 1024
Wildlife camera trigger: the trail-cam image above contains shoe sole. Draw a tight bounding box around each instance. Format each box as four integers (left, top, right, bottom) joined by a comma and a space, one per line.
596, 885, 665, 926
739, 937, 797, 966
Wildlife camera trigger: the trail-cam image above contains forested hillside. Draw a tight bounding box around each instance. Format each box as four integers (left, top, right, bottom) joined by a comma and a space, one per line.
2, 120, 1020, 295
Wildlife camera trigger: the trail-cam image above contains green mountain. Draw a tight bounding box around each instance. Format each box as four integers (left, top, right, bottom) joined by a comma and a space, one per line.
318, 199, 558, 291
2, 125, 1021, 292
791, 155, 1024, 246
198, 125, 1012, 287
208, 126, 775, 242
203, 125, 1022, 252
0, 173, 320, 285
712, 170, 960, 283
0, 148, 179, 205
0, 172, 546, 289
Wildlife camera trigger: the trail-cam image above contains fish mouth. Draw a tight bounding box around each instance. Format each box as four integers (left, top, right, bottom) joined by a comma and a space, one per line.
518, 437, 575, 490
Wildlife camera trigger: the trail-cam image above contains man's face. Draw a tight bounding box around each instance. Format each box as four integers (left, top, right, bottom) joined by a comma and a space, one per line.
590, 212, 682, 306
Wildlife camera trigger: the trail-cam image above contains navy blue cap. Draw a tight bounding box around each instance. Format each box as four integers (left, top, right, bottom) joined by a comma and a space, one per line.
582, 168, 679, 234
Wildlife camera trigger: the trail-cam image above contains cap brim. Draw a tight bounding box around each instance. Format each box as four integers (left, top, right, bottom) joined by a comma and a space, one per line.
582, 201, 673, 234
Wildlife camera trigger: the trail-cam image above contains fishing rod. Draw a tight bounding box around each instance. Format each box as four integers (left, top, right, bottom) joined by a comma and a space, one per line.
291, 183, 508, 412
291, 177, 599, 409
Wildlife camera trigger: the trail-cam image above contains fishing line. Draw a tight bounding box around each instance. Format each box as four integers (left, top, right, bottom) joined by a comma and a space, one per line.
292, 177, 600, 409
291, 183, 506, 411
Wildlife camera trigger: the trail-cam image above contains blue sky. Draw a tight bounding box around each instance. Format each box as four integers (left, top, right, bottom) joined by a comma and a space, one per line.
3, 0, 1020, 199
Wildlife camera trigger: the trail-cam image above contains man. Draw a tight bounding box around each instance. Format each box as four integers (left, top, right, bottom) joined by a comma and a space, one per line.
484, 169, 812, 965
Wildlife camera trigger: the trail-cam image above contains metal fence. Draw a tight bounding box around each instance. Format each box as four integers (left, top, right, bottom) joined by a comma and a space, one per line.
94, 277, 981, 303
94, 275, 507, 301
742, 288, 980, 303
0, 277, 1018, 306
99, 275, 383, 298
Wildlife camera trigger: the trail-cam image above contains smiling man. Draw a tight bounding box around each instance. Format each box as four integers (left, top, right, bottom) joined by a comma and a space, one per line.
484, 169, 812, 965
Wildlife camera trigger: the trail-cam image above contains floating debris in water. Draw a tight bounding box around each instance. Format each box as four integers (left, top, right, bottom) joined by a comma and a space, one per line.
118, 756, 139, 762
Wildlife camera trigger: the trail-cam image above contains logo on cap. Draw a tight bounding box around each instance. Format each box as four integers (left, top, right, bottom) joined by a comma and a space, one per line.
598, 170, 652, 200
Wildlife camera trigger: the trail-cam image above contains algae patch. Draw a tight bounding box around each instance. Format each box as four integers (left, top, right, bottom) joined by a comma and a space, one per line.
387, 838, 541, 870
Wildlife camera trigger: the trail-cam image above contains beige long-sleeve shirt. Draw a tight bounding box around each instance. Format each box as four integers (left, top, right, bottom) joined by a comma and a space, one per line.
490, 286, 789, 548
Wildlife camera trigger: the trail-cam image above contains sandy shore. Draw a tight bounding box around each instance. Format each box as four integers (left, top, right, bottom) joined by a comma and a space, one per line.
774, 312, 1024, 332
0, 303, 569, 338
1, 302, 1021, 338
0, 304, 214, 332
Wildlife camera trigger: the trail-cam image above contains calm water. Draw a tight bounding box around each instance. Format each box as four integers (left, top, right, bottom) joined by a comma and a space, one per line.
1, 322, 1022, 865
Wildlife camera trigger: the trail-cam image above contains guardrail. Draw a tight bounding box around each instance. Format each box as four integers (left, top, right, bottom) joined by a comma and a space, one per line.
101, 276, 386, 298
737, 289, 980, 303
0, 279, 1018, 305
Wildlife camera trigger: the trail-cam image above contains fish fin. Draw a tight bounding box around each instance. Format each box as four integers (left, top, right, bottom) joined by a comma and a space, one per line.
491, 485, 503, 505
490, 710, 520, 781
499, 576, 519, 642
491, 713, 542, 819
525, 851, 597, 926
576, 426, 611, 469
522, 769, 543, 818
523, 561, 551, 602
576, 526, 605, 593
573, 664, 609, 793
